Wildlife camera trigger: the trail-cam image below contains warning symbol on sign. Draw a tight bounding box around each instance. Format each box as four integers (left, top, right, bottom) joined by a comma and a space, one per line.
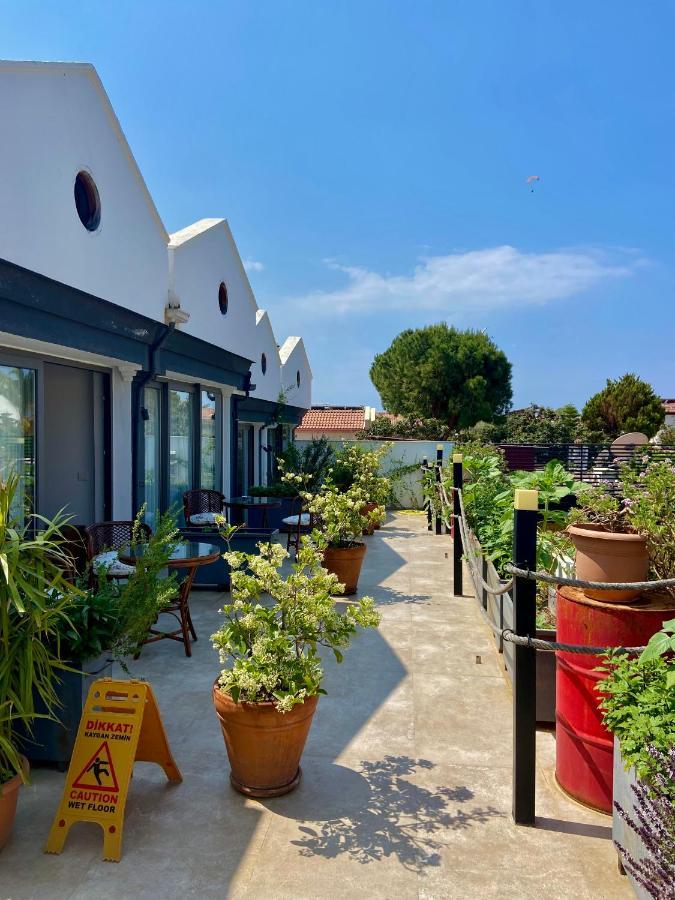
72, 741, 120, 792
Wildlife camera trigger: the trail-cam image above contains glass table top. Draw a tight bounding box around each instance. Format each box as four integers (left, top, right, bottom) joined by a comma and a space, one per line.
120, 541, 221, 563
226, 496, 283, 507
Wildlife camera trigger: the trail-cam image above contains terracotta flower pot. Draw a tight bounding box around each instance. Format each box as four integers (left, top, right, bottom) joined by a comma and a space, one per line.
212, 684, 318, 797
361, 502, 378, 536
0, 758, 27, 851
567, 524, 649, 603
322, 542, 367, 595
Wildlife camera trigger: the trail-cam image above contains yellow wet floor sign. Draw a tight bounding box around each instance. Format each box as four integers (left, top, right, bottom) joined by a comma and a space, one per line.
45, 678, 182, 862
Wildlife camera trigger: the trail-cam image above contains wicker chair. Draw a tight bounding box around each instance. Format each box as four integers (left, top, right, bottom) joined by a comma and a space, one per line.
278, 496, 317, 555
85, 520, 152, 581
182, 489, 227, 528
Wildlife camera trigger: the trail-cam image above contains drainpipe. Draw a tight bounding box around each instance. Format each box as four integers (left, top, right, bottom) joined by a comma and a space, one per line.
132, 322, 176, 513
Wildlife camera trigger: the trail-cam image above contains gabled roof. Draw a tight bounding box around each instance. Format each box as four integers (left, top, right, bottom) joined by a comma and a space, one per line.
168, 217, 259, 316
0, 60, 169, 243
279, 336, 313, 377
296, 406, 366, 433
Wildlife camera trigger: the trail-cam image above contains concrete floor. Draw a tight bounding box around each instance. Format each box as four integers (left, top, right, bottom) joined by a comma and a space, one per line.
1, 513, 631, 899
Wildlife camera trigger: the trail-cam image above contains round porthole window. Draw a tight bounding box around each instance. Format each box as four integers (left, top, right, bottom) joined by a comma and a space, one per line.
74, 171, 101, 231
218, 282, 228, 315
296, 370, 301, 388
261, 353, 267, 375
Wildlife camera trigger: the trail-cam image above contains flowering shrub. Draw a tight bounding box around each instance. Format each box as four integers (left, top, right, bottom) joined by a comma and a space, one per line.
568, 484, 630, 533
331, 443, 393, 508
304, 482, 382, 547
614, 745, 675, 898
211, 534, 379, 712
622, 455, 675, 583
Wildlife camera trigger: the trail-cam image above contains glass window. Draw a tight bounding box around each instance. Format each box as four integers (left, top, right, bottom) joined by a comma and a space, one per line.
237, 423, 254, 495
0, 365, 35, 524
200, 390, 218, 490
143, 386, 162, 531
169, 389, 194, 516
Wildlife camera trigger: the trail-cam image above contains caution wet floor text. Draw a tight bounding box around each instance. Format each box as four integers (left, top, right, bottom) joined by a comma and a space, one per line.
45, 678, 181, 862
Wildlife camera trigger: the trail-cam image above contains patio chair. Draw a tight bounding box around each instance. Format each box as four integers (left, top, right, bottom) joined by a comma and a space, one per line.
279, 496, 316, 555
182, 489, 227, 528
85, 520, 152, 581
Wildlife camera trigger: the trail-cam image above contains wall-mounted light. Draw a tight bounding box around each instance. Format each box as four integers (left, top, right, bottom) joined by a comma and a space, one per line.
164, 301, 190, 325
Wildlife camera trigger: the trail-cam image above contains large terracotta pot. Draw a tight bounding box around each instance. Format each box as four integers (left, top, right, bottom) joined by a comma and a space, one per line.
212, 684, 318, 797
361, 503, 378, 536
0, 758, 27, 851
322, 542, 367, 595
567, 524, 649, 603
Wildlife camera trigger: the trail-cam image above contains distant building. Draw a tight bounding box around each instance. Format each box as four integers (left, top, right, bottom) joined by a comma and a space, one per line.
662, 399, 675, 428
296, 406, 378, 441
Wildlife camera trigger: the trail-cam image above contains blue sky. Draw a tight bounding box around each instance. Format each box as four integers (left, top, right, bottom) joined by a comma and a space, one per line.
2, 1, 674, 411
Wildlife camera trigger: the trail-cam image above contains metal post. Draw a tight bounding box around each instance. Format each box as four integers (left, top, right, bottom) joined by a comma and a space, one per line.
434, 444, 443, 535
512, 488, 538, 826
422, 458, 432, 531
452, 453, 463, 596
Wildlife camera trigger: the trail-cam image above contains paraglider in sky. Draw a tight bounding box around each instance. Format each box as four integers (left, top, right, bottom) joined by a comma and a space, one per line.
525, 175, 540, 193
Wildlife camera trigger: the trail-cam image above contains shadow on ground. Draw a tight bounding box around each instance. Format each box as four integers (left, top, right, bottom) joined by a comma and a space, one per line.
286, 755, 504, 873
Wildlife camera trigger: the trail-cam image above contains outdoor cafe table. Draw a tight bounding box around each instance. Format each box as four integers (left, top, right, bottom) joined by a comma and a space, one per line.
119, 541, 220, 658
224, 496, 282, 528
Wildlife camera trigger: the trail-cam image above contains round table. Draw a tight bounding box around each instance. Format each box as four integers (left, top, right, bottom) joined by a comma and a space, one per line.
224, 496, 282, 528
119, 541, 220, 657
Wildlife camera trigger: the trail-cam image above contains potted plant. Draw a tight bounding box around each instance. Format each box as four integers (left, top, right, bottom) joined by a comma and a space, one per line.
211, 534, 379, 796
567, 486, 648, 602
330, 443, 391, 533
303, 482, 380, 594
598, 620, 675, 896
0, 474, 77, 850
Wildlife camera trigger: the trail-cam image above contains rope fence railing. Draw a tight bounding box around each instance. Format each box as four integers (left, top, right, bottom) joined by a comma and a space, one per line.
420, 447, 672, 826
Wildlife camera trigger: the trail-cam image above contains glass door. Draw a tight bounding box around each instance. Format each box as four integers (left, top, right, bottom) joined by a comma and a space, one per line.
0, 364, 36, 524
169, 388, 194, 518
143, 385, 162, 531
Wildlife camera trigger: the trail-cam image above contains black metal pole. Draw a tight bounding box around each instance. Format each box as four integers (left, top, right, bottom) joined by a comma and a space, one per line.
434, 445, 443, 535
512, 488, 538, 826
422, 458, 432, 531
452, 453, 463, 596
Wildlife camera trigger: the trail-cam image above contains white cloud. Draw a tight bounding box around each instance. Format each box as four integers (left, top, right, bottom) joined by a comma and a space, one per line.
244, 259, 265, 273
290, 246, 644, 315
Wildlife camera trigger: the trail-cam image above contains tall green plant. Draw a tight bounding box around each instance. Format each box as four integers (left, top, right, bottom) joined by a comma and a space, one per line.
0, 474, 78, 782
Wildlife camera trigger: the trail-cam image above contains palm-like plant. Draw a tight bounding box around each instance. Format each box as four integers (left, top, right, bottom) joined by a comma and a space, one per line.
0, 474, 76, 782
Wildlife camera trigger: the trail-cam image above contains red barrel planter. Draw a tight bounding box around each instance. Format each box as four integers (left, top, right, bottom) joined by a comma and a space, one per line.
555, 586, 675, 813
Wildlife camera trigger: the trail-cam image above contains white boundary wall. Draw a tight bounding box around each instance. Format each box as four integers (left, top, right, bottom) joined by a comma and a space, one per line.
295, 439, 454, 508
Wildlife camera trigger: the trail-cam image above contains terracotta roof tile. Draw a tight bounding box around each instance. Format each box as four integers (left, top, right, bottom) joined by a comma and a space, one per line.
296, 406, 366, 433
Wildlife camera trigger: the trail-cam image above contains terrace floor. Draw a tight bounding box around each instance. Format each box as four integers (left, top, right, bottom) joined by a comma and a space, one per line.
3, 513, 631, 899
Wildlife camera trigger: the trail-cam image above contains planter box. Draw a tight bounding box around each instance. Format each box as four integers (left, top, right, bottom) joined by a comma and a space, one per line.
613, 737, 651, 900
181, 527, 279, 590
499, 593, 556, 725
17, 654, 112, 769
246, 497, 297, 530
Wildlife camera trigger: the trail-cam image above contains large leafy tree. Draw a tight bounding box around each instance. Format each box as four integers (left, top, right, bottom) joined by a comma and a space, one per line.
581, 374, 664, 440
370, 324, 512, 429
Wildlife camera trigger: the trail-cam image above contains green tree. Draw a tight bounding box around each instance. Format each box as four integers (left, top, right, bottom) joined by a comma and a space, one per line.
503, 404, 579, 444
370, 325, 512, 429
580, 374, 664, 441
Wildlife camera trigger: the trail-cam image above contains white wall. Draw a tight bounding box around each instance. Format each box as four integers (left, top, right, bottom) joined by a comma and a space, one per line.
168, 219, 260, 362
279, 337, 312, 409
249, 310, 282, 403
0, 62, 168, 320
296, 439, 454, 508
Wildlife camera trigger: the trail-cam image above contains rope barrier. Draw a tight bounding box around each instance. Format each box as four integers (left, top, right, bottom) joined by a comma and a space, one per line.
430, 477, 649, 656
505, 564, 675, 593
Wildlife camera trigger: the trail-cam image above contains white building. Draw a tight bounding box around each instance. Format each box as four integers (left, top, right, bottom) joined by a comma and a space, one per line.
0, 60, 311, 528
